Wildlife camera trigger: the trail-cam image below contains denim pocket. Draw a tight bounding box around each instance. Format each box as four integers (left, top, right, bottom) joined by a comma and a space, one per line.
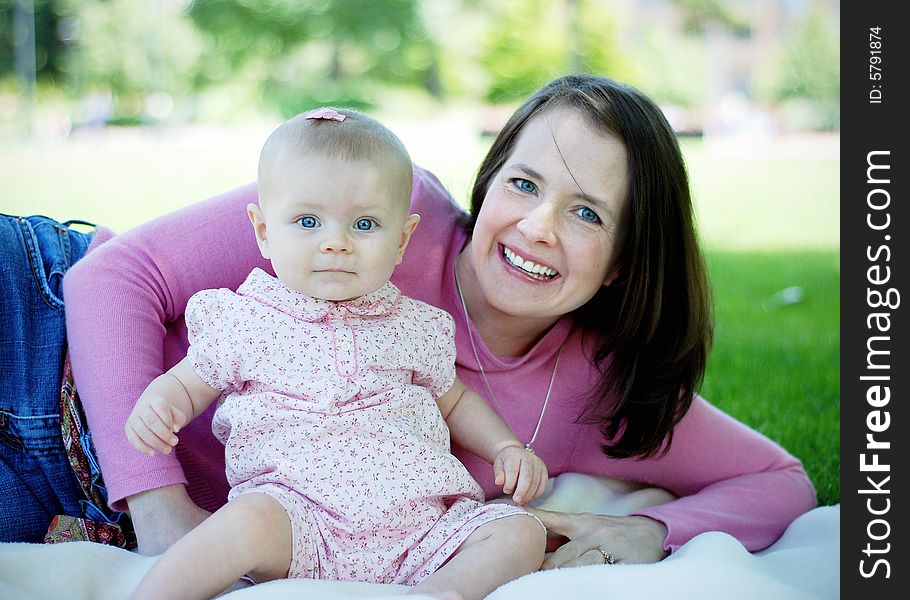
0, 410, 65, 455
19, 218, 69, 311
0, 409, 84, 541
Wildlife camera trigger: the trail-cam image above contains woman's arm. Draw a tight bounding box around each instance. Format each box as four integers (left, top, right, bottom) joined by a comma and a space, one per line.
625, 396, 818, 552
517, 395, 816, 566
126, 484, 213, 556
63, 184, 265, 550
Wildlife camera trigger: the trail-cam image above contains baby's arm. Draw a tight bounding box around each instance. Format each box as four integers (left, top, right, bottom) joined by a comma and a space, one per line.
437, 378, 549, 504
125, 357, 221, 457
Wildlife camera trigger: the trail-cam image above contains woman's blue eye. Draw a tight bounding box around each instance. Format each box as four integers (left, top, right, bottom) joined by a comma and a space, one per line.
514, 178, 537, 194
297, 216, 319, 228
575, 207, 601, 224
354, 218, 376, 231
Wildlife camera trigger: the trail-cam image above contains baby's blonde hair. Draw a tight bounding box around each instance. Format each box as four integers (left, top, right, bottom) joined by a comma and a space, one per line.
258, 108, 413, 210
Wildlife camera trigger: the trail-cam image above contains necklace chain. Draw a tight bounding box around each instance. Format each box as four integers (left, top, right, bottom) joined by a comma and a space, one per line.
454, 269, 563, 451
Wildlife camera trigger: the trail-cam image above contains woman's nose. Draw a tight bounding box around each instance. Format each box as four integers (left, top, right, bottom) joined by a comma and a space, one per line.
516, 202, 558, 245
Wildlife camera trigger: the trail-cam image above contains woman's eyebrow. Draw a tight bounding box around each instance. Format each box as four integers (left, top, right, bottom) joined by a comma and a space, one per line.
510, 163, 614, 217
575, 190, 614, 217
510, 163, 546, 182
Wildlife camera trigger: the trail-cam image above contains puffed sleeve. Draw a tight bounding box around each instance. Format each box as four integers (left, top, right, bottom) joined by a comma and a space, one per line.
411, 305, 458, 399
185, 289, 245, 393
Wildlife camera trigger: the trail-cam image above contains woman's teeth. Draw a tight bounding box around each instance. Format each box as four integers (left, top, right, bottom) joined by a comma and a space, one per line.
503, 246, 558, 280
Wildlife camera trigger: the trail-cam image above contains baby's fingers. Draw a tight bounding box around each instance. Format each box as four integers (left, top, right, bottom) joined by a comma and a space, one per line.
126, 422, 172, 456
125, 424, 157, 456
494, 454, 519, 493
511, 459, 538, 505
514, 455, 550, 504
527, 462, 549, 501
170, 405, 188, 433
142, 398, 180, 444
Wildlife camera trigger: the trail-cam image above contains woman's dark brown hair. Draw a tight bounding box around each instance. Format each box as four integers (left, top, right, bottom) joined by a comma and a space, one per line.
469, 74, 713, 459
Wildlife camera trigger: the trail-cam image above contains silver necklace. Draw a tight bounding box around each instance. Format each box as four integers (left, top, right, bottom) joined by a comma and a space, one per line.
454, 268, 564, 452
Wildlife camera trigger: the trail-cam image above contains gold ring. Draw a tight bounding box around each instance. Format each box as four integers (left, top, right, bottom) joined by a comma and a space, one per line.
598, 548, 616, 565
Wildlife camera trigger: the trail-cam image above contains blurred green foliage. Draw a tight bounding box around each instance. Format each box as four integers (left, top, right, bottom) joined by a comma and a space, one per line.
0, 0, 67, 82
75, 1, 204, 110
188, 0, 437, 115
1, 0, 840, 129
480, 0, 632, 103
767, 9, 839, 130
631, 26, 706, 108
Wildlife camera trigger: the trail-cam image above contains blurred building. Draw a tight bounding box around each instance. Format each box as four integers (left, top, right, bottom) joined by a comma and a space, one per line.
613, 0, 840, 135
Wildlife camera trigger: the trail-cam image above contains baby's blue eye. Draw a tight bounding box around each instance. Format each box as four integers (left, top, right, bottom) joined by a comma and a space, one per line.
354, 218, 376, 231
575, 207, 601, 224
514, 178, 537, 194
297, 216, 319, 229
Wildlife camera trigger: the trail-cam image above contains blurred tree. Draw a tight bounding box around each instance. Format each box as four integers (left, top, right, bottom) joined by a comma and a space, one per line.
633, 25, 705, 108
187, 0, 436, 115
673, 0, 749, 35
64, 0, 206, 123
0, 0, 68, 83
480, 0, 631, 103
767, 8, 839, 130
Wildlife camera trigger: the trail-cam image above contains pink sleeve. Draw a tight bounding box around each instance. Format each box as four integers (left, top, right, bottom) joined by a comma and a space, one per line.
63, 183, 268, 510
411, 307, 457, 399
185, 290, 245, 393
621, 397, 818, 552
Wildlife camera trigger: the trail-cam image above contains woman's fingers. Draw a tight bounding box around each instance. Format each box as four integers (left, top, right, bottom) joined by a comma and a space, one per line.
523, 507, 583, 538
540, 537, 597, 569
526, 512, 669, 568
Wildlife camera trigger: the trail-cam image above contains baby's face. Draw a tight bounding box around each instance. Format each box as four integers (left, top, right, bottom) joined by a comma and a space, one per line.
252, 153, 416, 301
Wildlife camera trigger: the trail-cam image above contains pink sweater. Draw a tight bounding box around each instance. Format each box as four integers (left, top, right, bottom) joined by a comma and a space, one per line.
63, 167, 816, 552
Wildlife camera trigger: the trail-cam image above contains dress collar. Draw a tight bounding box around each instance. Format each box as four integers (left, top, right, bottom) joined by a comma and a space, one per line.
237, 268, 401, 322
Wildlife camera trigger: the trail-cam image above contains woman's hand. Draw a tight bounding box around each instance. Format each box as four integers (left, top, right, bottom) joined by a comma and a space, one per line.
127, 484, 211, 555
493, 444, 549, 505
523, 507, 669, 566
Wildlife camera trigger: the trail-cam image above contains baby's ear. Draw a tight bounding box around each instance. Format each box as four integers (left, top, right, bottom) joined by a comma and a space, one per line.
247, 203, 271, 260
395, 213, 421, 265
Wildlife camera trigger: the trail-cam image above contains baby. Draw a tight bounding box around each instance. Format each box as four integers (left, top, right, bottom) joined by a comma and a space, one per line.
126, 108, 547, 600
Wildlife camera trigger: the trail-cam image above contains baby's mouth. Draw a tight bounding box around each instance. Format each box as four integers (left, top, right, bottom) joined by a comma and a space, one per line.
501, 245, 559, 281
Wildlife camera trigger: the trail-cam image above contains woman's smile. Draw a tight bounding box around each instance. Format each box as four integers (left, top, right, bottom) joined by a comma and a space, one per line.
500, 244, 560, 281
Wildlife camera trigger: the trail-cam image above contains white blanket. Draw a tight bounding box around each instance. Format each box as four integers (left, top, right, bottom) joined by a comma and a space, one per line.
0, 473, 838, 599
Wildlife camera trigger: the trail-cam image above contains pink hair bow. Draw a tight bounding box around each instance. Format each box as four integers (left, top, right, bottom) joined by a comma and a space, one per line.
305, 108, 346, 122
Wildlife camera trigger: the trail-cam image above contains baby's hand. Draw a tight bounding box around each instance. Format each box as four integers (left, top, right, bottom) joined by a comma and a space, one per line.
493, 443, 549, 505
125, 393, 188, 457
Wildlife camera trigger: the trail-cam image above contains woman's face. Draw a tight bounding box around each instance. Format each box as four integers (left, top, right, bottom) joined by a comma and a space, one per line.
468, 107, 629, 321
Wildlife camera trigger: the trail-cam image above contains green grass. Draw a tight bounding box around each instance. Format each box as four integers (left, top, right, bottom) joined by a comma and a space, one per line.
681, 137, 840, 251
1, 124, 840, 506
703, 251, 840, 506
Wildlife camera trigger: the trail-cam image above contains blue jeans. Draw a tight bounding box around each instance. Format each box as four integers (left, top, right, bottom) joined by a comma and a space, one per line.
0, 214, 95, 542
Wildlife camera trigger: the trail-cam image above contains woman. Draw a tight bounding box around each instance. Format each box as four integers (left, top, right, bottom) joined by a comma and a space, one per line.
62, 74, 816, 565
